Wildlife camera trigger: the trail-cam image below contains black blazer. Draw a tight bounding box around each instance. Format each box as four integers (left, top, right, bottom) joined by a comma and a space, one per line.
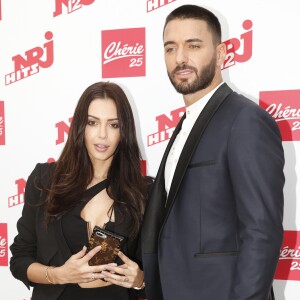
141, 83, 284, 300
10, 163, 144, 300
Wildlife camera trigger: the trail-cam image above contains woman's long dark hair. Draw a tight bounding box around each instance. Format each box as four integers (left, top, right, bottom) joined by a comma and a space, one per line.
45, 81, 151, 237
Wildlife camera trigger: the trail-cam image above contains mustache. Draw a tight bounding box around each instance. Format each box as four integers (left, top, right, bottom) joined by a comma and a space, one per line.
171, 65, 198, 76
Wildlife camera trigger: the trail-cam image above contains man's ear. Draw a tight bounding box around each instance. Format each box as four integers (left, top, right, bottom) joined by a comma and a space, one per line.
216, 43, 226, 67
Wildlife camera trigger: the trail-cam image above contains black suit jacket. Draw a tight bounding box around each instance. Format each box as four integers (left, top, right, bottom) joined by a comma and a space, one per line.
141, 83, 284, 300
10, 163, 144, 300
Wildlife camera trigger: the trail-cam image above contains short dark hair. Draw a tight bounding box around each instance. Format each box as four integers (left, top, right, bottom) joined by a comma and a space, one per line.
163, 4, 222, 45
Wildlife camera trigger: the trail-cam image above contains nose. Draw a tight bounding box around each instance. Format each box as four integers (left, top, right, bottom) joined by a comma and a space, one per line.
176, 47, 188, 65
98, 124, 107, 139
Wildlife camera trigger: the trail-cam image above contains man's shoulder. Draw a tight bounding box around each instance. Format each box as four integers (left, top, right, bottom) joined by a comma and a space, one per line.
225, 89, 266, 113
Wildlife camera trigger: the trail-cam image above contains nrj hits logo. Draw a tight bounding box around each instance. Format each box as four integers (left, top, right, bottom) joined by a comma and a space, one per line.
147, 107, 185, 146
53, 0, 95, 17
56, 117, 73, 145
8, 178, 27, 208
5, 31, 54, 85
147, 0, 176, 12
102, 28, 146, 78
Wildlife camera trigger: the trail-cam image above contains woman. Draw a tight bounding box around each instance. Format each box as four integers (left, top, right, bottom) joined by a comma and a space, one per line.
10, 81, 152, 300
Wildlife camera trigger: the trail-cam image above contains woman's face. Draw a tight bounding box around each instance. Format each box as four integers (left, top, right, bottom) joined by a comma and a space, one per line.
84, 98, 121, 168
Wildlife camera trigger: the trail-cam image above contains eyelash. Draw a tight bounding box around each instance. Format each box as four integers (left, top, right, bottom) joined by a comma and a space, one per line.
87, 120, 97, 126
166, 47, 175, 53
165, 44, 200, 53
110, 123, 119, 129
189, 44, 200, 49
87, 120, 119, 129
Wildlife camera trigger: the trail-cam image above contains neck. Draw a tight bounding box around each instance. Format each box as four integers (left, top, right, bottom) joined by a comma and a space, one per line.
93, 174, 107, 181
91, 157, 113, 179
87, 174, 107, 189
92, 165, 109, 182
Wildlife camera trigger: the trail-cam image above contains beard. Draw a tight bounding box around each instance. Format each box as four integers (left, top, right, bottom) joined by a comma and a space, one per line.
168, 55, 216, 95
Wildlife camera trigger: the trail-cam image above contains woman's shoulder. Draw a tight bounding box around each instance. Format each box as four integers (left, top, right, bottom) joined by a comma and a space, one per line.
30, 161, 55, 176
23, 162, 56, 206
27, 162, 56, 188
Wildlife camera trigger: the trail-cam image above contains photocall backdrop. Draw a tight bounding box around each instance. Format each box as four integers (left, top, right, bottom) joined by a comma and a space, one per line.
1, 0, 299, 299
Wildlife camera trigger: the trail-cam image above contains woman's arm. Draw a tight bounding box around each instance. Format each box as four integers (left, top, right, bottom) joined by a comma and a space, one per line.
10, 163, 111, 287
10, 163, 43, 288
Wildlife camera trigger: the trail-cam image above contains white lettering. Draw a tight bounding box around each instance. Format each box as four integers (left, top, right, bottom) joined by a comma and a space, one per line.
266, 103, 300, 121
103, 42, 144, 64
280, 246, 300, 259
8, 193, 24, 207
0, 237, 6, 248
147, 127, 175, 146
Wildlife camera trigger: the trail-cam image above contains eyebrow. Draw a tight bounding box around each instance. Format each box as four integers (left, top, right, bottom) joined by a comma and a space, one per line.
88, 114, 119, 121
164, 38, 203, 47
185, 38, 203, 43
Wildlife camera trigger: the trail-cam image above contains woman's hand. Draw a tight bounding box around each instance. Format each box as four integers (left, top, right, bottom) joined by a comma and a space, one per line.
50, 245, 116, 284
99, 251, 144, 289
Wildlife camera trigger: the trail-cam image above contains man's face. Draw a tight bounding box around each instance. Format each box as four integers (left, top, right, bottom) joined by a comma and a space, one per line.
163, 18, 217, 95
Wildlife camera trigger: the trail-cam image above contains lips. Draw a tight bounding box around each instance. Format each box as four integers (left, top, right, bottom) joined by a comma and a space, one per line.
95, 144, 109, 151
175, 69, 194, 78
172, 65, 196, 79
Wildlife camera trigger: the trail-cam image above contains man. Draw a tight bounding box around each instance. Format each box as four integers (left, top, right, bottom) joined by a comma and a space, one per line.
141, 4, 284, 300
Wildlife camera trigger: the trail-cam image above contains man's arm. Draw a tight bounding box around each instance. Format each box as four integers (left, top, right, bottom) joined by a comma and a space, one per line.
228, 104, 284, 300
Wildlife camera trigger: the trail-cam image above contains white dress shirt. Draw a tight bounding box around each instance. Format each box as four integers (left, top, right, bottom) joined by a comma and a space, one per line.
164, 83, 223, 195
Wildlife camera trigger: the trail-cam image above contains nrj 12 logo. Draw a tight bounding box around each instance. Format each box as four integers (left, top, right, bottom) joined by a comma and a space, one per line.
53, 0, 95, 17
222, 20, 253, 70
260, 89, 300, 141
5, 31, 54, 85
102, 28, 146, 78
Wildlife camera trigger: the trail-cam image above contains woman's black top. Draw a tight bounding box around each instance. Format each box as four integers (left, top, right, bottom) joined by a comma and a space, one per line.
9, 163, 145, 300
58, 179, 136, 300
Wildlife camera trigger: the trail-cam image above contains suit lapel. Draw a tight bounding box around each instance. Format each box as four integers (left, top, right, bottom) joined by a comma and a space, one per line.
142, 114, 185, 253
165, 83, 233, 214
